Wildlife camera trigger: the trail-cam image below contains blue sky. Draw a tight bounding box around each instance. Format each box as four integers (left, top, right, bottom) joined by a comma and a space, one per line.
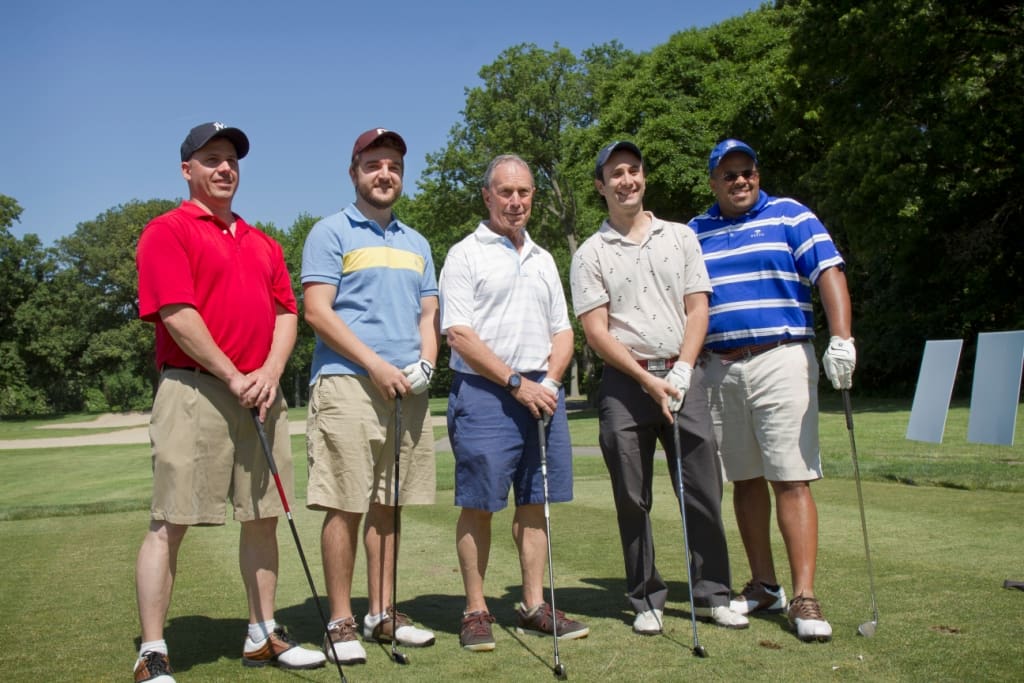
2, 0, 764, 245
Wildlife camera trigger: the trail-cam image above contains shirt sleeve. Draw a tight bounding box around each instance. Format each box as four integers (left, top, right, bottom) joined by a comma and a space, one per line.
136, 215, 196, 322
438, 242, 475, 333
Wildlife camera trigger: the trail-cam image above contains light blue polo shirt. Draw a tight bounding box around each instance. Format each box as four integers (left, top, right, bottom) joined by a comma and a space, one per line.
301, 204, 438, 382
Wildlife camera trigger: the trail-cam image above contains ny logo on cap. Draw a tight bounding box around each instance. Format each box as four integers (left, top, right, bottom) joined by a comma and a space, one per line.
213, 122, 226, 130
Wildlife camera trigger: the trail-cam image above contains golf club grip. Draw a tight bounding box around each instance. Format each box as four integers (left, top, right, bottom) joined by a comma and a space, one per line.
842, 389, 854, 431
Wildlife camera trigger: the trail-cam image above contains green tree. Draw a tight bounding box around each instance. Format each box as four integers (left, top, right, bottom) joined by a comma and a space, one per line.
774, 0, 1024, 392
0, 196, 52, 415
15, 199, 178, 413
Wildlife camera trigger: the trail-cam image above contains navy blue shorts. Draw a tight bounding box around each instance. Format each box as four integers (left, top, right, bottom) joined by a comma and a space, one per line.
447, 372, 573, 512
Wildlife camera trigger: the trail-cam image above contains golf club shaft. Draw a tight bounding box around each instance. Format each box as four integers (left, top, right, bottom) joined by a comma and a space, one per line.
537, 417, 564, 675
842, 390, 880, 626
391, 397, 408, 663
250, 409, 348, 683
672, 412, 705, 656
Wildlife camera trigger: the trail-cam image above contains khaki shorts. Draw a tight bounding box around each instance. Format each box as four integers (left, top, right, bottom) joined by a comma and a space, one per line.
149, 368, 292, 525
704, 341, 822, 482
305, 374, 435, 513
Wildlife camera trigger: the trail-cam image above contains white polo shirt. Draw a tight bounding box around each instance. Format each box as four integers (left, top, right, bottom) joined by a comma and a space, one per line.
440, 222, 571, 374
570, 213, 711, 360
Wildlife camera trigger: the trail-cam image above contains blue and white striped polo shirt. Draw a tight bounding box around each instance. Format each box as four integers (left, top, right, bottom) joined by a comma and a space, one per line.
688, 191, 844, 351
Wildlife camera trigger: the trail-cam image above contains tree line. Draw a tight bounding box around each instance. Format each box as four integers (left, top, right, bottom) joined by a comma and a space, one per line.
2, 1, 1021, 417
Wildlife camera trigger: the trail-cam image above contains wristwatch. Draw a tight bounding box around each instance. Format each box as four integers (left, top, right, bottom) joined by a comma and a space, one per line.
505, 373, 522, 392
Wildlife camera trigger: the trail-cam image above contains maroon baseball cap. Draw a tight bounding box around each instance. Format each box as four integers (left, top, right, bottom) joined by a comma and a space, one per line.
351, 128, 407, 160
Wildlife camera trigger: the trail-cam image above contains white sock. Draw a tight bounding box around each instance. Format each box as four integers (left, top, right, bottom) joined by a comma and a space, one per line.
248, 619, 276, 643
328, 616, 353, 629
364, 611, 387, 627
136, 640, 167, 669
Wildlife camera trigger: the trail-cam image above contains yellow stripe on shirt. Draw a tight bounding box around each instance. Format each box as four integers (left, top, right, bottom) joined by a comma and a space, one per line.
342, 246, 425, 275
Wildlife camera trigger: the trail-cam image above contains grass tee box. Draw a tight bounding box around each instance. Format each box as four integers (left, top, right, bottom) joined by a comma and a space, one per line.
0, 398, 1022, 681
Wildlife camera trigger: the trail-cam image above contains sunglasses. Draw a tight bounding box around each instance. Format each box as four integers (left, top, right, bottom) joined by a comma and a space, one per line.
719, 169, 758, 183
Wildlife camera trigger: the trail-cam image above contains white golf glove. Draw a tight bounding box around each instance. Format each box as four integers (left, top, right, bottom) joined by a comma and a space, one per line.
666, 362, 692, 413
540, 377, 561, 397
539, 377, 561, 426
822, 336, 856, 390
402, 358, 434, 395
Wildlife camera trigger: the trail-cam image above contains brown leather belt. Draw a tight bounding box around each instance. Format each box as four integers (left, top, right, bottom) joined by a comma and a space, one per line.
636, 357, 677, 371
711, 339, 805, 362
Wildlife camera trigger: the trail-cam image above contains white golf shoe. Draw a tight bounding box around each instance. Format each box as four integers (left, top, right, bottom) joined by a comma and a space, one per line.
694, 605, 750, 629
633, 608, 664, 635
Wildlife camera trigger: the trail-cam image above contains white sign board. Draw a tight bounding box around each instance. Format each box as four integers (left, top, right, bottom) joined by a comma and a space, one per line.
906, 340, 963, 443
967, 330, 1024, 446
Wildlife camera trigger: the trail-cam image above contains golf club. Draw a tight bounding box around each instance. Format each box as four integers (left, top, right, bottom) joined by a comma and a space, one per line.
250, 408, 348, 683
842, 389, 880, 637
670, 412, 708, 658
537, 417, 568, 680
389, 397, 410, 665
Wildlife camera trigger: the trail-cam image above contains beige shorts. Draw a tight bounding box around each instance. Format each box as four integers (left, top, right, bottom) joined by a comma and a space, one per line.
149, 368, 292, 525
704, 341, 822, 482
305, 374, 436, 513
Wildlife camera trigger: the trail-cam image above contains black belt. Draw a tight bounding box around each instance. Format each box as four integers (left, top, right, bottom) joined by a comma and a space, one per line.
711, 339, 805, 362
637, 357, 677, 371
162, 364, 212, 375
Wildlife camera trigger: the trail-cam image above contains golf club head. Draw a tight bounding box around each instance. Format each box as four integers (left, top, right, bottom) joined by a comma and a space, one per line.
857, 621, 877, 637
693, 645, 709, 658
392, 650, 410, 665
553, 662, 567, 680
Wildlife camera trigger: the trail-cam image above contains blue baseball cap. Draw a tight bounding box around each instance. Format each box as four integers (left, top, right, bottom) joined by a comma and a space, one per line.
708, 139, 757, 174
595, 140, 643, 180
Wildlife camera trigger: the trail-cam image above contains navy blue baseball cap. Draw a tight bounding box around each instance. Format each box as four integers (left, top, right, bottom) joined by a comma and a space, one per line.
594, 141, 643, 180
708, 139, 757, 174
180, 122, 249, 162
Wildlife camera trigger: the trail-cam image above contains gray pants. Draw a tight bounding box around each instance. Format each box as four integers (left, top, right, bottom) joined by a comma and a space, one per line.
598, 363, 732, 614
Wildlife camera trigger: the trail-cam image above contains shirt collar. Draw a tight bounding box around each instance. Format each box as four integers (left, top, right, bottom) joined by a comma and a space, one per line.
709, 190, 769, 220
343, 202, 401, 234
179, 200, 247, 235
473, 221, 538, 254
597, 211, 663, 244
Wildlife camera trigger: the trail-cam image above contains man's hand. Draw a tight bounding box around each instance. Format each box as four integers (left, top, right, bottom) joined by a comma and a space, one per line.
666, 362, 692, 413
539, 377, 561, 426
240, 368, 281, 422
402, 359, 434, 395
822, 336, 856, 390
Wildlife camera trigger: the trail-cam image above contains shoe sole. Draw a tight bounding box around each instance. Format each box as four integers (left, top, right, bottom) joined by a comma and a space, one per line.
364, 635, 436, 647
461, 641, 496, 652
242, 658, 326, 669
696, 617, 750, 630
515, 626, 590, 640
633, 628, 663, 636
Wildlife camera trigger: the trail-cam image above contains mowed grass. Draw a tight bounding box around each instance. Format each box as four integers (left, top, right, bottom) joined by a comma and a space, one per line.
0, 397, 1022, 681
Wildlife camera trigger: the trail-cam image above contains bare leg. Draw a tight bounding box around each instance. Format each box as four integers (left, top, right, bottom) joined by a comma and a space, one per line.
771, 480, 819, 598
457, 508, 492, 613
512, 503, 547, 608
239, 517, 279, 625
321, 509, 362, 620
733, 477, 779, 584
364, 502, 396, 615
136, 521, 188, 642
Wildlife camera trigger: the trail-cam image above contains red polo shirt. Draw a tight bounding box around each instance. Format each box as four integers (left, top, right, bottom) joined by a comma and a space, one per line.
137, 201, 297, 373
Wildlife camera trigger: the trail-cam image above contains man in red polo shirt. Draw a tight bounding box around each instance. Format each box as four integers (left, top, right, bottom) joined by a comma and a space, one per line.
132, 122, 325, 682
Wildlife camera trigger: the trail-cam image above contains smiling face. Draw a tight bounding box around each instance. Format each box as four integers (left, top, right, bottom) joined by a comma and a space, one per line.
350, 143, 404, 211
595, 149, 645, 211
482, 158, 534, 238
181, 137, 239, 210
709, 151, 760, 218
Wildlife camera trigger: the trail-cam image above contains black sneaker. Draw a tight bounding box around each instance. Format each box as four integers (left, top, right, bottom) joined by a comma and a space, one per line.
460, 610, 496, 652
133, 651, 174, 683
515, 602, 589, 640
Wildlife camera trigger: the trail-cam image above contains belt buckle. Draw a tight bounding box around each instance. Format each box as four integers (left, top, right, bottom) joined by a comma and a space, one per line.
647, 359, 668, 372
